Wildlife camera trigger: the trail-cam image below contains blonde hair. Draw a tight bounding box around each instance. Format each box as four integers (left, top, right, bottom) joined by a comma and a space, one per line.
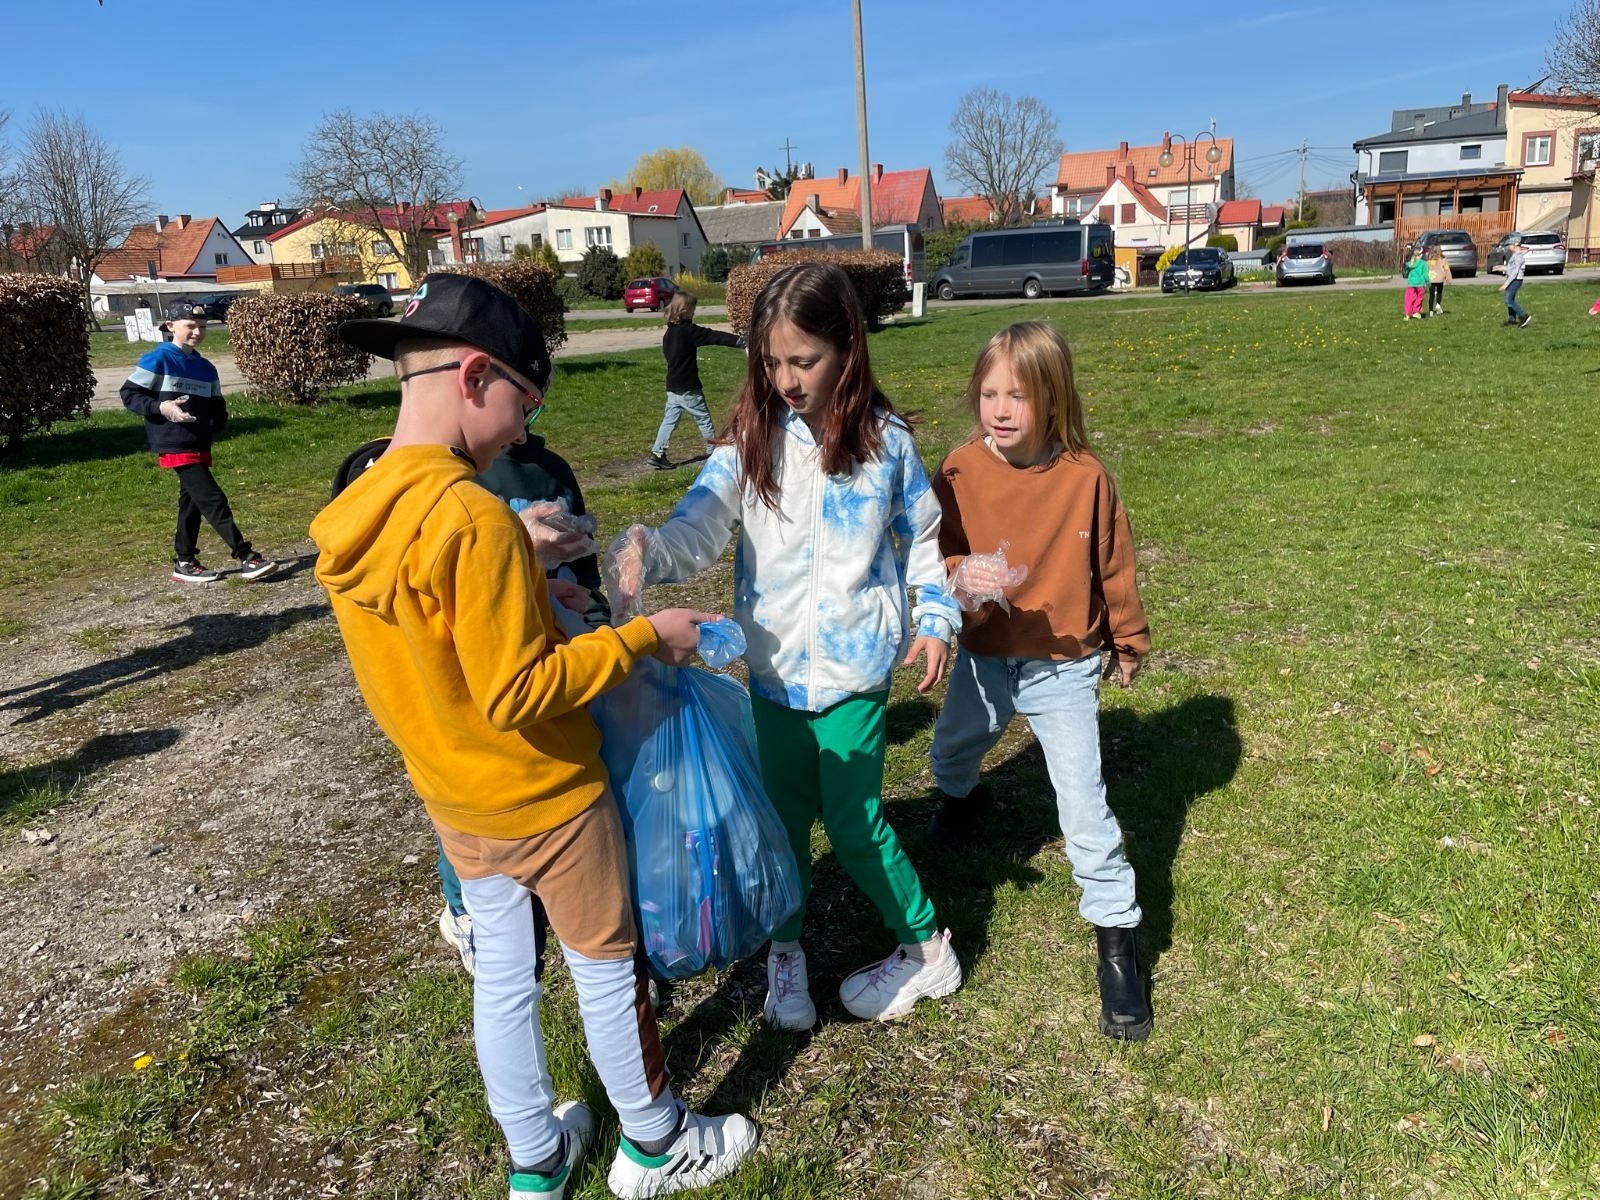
664, 290, 699, 325
965, 322, 1088, 458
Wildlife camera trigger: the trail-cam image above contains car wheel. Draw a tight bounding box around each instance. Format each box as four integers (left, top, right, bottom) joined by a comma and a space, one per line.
379, 302, 393, 317
1022, 277, 1043, 299
937, 282, 955, 301
1555, 265, 1566, 276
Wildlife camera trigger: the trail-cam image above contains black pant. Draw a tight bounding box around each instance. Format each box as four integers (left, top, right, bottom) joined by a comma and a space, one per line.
1428, 281, 1445, 310
173, 463, 251, 563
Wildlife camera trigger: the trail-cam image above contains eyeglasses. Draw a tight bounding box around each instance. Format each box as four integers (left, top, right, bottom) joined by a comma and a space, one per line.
397, 359, 546, 429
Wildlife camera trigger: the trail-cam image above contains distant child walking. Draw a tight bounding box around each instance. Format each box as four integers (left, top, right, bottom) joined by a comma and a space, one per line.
1501, 240, 1531, 327
648, 291, 744, 470
1403, 249, 1429, 320
926, 321, 1154, 1041
120, 298, 277, 584
1426, 245, 1451, 315
611, 262, 965, 1029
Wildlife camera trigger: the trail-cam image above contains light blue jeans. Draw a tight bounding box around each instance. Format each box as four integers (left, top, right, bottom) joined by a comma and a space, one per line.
650, 390, 716, 456
931, 650, 1141, 929
1505, 278, 1527, 321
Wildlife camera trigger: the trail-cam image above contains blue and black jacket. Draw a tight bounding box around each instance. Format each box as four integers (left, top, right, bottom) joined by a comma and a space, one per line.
120, 343, 227, 456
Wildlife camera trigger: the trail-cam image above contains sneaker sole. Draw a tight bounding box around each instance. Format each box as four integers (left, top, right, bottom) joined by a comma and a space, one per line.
840, 958, 963, 1021
171, 572, 221, 584
762, 998, 817, 1031
606, 1117, 759, 1198
238, 564, 279, 581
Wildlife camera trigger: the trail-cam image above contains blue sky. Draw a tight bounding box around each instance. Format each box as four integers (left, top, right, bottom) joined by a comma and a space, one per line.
1, 0, 1574, 223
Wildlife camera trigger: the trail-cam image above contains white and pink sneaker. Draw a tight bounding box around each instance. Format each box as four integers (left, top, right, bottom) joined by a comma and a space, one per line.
839, 929, 962, 1021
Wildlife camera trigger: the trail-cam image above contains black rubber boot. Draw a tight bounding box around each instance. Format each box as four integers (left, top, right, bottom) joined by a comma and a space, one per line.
1095, 925, 1153, 1041
927, 785, 989, 849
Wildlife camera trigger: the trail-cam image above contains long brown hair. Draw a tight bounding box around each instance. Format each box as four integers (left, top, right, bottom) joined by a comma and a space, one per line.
727, 261, 897, 509
965, 322, 1089, 459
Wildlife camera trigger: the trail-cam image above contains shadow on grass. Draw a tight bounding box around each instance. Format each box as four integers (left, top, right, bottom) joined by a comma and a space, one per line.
2, 416, 283, 469
886, 696, 936, 746
0, 728, 182, 821
0, 604, 325, 724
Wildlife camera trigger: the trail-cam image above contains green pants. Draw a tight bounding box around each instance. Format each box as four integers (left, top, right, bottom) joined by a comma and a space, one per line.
751, 690, 938, 945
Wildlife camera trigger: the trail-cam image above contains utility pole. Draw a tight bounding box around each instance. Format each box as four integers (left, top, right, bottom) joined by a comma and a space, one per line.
852, 0, 874, 251
1298, 139, 1308, 221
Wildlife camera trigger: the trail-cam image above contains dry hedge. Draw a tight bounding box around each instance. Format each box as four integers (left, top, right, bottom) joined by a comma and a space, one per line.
1324, 238, 1404, 272
726, 249, 909, 334
442, 261, 567, 352
229, 292, 373, 404
0, 274, 93, 452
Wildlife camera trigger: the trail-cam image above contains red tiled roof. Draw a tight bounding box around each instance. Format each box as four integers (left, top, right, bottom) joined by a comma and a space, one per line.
561, 188, 689, 216
1260, 205, 1287, 227
264, 201, 477, 243
97, 216, 225, 280
723, 188, 772, 204
1216, 199, 1262, 226
471, 205, 546, 228
1055, 139, 1235, 193
1083, 178, 1167, 221
1508, 89, 1600, 108
778, 167, 934, 238
6, 224, 58, 256
942, 195, 995, 224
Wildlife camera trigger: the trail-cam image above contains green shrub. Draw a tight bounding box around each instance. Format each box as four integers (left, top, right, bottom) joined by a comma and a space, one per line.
926, 219, 992, 273
0, 274, 94, 452
444, 260, 567, 351
1264, 234, 1288, 255
698, 244, 737, 283
229, 292, 372, 404
555, 276, 586, 309
576, 246, 626, 301
1206, 233, 1239, 252
621, 243, 667, 281
726, 249, 908, 334
672, 273, 725, 304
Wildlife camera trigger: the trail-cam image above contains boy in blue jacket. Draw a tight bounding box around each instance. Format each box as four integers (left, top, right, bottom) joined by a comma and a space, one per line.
120, 299, 277, 583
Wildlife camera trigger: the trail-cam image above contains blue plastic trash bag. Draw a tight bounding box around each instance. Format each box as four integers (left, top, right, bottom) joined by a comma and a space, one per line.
696, 618, 746, 669
592, 658, 800, 978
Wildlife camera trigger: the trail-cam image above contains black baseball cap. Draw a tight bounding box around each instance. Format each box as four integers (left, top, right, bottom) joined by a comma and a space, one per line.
163, 298, 208, 324
340, 273, 552, 393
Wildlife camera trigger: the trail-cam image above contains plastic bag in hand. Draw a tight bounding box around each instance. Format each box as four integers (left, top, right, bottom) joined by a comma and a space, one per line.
509, 497, 597, 568
591, 659, 801, 978
947, 540, 1030, 613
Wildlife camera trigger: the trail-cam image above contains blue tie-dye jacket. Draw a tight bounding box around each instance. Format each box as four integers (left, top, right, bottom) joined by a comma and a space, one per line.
640, 409, 960, 712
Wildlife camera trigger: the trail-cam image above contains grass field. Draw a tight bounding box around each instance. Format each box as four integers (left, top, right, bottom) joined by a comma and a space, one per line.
6, 279, 1600, 1197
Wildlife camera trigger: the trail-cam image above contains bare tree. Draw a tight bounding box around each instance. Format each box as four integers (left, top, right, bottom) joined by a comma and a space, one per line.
293, 109, 464, 285
1549, 0, 1600, 92
19, 109, 148, 319
944, 89, 1064, 227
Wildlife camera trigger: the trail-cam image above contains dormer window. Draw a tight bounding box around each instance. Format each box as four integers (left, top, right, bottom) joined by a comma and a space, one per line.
647, 205, 659, 213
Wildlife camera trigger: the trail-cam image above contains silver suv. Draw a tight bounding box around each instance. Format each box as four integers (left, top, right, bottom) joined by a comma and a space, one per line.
1487, 231, 1566, 275
1410, 229, 1478, 278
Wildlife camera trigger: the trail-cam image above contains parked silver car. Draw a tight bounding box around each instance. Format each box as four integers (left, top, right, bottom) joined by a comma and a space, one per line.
1487, 230, 1566, 275
1410, 229, 1478, 277
1275, 242, 1336, 286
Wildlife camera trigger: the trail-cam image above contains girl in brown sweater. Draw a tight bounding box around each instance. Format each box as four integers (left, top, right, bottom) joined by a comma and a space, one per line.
927, 321, 1154, 1041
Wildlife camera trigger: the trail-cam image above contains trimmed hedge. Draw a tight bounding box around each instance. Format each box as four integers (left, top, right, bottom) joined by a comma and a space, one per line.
229, 292, 372, 405
1206, 233, 1239, 252
0, 274, 93, 452
444, 260, 567, 352
725, 249, 909, 334
1324, 238, 1403, 272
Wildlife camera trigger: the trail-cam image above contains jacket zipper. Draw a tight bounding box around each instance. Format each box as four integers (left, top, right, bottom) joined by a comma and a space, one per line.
805, 445, 824, 710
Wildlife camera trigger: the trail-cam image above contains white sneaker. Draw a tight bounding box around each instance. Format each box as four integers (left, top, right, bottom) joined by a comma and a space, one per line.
439, 904, 476, 975
762, 945, 817, 1031
839, 929, 962, 1021
509, 1100, 594, 1198
606, 1109, 758, 1198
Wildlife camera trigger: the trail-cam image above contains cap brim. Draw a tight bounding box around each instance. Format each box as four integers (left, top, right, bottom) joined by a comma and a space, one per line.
339, 318, 406, 360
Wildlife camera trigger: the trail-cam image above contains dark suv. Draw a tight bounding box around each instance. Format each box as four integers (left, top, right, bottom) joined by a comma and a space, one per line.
1410, 230, 1478, 278
334, 283, 395, 316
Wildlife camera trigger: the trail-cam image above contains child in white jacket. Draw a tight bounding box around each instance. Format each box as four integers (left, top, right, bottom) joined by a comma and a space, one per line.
610, 262, 963, 1028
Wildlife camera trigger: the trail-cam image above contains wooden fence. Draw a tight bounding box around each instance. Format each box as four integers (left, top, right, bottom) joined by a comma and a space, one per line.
1394, 212, 1516, 257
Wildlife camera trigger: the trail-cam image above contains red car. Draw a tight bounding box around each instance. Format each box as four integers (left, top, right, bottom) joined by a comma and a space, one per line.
623, 276, 677, 312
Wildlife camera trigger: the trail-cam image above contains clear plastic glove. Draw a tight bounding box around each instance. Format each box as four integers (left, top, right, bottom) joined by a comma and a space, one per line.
604, 524, 651, 619
947, 540, 1030, 612
159, 396, 196, 423
510, 497, 598, 569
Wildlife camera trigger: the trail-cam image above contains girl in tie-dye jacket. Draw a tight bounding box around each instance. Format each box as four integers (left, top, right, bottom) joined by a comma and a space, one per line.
610, 262, 964, 1028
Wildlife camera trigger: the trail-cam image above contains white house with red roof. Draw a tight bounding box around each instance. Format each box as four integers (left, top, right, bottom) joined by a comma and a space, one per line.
1052, 138, 1235, 246
778, 165, 943, 239
435, 188, 708, 274
91, 214, 253, 286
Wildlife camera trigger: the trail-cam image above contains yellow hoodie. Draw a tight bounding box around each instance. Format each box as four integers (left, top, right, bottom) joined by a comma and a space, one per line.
310, 443, 658, 838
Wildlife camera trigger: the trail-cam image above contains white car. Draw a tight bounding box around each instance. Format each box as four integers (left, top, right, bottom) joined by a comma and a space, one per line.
1487, 231, 1566, 275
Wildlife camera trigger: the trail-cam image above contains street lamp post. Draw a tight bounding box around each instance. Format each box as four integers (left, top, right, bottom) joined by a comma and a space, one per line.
1158, 130, 1223, 292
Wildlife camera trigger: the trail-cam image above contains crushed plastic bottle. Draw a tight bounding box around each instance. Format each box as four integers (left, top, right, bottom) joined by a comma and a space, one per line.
696, 618, 746, 669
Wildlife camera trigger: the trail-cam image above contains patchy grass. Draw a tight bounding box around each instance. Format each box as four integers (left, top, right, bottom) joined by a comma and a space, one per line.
88, 328, 234, 370
8, 279, 1600, 1196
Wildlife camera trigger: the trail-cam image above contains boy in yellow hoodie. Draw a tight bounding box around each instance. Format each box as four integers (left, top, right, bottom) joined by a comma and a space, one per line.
311, 274, 756, 1200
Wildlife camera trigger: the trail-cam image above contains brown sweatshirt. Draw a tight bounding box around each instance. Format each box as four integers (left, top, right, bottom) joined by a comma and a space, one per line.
932, 437, 1151, 661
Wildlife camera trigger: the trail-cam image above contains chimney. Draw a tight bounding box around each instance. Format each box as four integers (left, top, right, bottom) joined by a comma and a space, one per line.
1414, 115, 1426, 134
1497, 83, 1509, 129
634, 186, 643, 200
155, 214, 169, 233
837, 167, 849, 186
174, 214, 190, 230
399, 200, 411, 214
1462, 91, 1472, 108
1119, 140, 1129, 157
873, 162, 884, 182
807, 192, 820, 214
596, 187, 612, 211
1125, 163, 1135, 181
1105, 164, 1117, 186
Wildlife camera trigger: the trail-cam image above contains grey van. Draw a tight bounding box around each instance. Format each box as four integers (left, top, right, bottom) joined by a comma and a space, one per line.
932, 223, 1115, 300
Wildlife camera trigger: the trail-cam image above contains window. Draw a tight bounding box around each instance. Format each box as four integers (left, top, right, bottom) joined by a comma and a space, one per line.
272, 213, 286, 225
1578, 132, 1600, 168
556, 228, 572, 250
1001, 233, 1036, 266
145, 259, 158, 276
379, 272, 398, 289
807, 229, 821, 238
1120, 203, 1136, 225
1525, 135, 1553, 166
500, 235, 513, 253
214, 252, 228, 265
1377, 150, 1409, 174
971, 235, 1004, 268
1035, 228, 1081, 263
372, 240, 394, 257
1460, 144, 1482, 161
531, 233, 543, 248
338, 242, 357, 257
682, 232, 690, 247
584, 226, 612, 248
1099, 205, 1113, 223
311, 243, 325, 260
252, 240, 264, 254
